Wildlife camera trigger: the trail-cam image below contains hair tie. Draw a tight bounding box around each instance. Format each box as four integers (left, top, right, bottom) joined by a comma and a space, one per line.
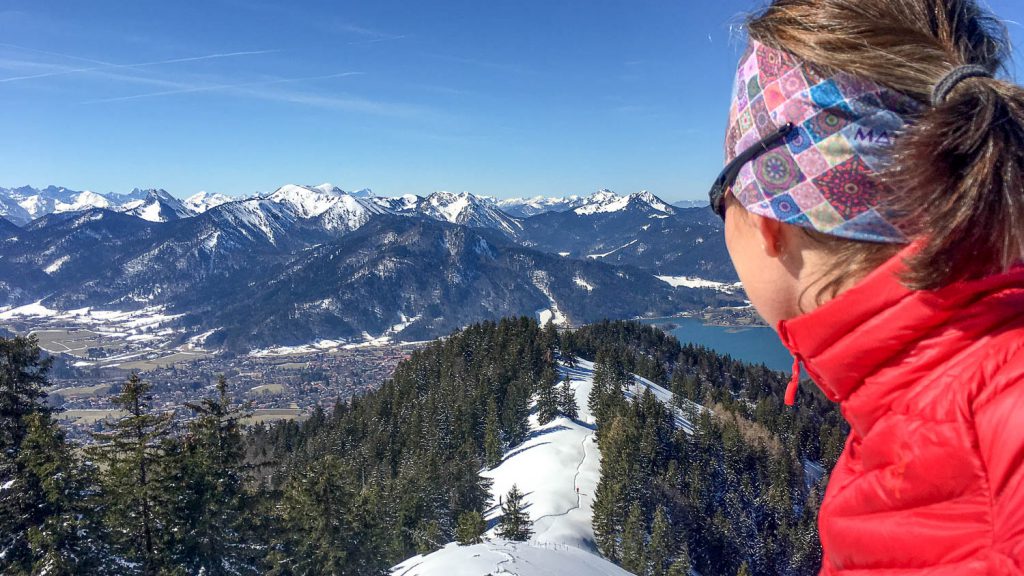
932, 65, 993, 106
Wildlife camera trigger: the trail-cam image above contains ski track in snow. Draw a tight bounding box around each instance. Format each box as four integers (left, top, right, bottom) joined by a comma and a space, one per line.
531, 433, 592, 528
493, 547, 516, 575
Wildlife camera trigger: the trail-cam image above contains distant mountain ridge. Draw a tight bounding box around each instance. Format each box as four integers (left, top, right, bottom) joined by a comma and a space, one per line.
0, 183, 735, 350
0, 206, 715, 350
0, 185, 733, 283
0, 184, 706, 225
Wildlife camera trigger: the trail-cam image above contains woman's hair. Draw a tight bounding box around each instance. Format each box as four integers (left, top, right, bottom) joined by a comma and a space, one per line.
747, 0, 1024, 293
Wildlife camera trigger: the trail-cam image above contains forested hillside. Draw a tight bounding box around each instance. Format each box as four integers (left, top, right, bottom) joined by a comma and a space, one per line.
567, 321, 846, 575
1, 318, 846, 575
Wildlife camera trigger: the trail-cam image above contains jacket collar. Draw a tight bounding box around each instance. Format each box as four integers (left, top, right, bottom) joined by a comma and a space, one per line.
776, 241, 1024, 406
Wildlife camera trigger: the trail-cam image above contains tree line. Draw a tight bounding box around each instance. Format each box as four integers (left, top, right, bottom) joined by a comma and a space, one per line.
2, 317, 556, 574
2, 318, 844, 575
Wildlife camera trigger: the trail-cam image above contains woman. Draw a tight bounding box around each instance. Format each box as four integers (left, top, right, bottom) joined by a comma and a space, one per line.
713, 0, 1024, 572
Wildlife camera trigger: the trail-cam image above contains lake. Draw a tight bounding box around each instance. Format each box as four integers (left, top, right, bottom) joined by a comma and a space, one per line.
644, 317, 794, 373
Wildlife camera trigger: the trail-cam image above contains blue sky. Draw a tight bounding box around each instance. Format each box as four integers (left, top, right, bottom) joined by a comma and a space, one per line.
1, 1, 1022, 201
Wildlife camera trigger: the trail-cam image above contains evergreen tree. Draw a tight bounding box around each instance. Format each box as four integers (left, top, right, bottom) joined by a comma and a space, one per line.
667, 555, 691, 576
0, 336, 51, 449
455, 511, 486, 545
541, 320, 559, 361
536, 364, 561, 424
621, 502, 646, 575
18, 412, 119, 575
501, 379, 531, 447
737, 561, 752, 576
588, 351, 612, 421
89, 373, 176, 575
497, 484, 532, 541
0, 336, 53, 572
588, 350, 628, 433
271, 455, 375, 575
558, 374, 578, 421
169, 375, 258, 575
592, 416, 633, 562
648, 506, 671, 576
414, 519, 442, 555
484, 396, 503, 468
592, 474, 623, 562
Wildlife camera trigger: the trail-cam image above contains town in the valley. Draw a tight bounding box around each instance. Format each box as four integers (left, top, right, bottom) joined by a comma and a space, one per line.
0, 313, 414, 443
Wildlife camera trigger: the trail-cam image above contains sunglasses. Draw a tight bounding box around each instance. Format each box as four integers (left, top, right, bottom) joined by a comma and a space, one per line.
708, 122, 794, 220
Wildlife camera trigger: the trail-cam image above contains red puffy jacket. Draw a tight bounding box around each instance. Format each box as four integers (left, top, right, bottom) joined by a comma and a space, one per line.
776, 244, 1024, 574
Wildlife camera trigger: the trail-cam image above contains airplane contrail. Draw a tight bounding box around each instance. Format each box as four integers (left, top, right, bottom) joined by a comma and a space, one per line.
0, 47, 279, 83
82, 71, 364, 104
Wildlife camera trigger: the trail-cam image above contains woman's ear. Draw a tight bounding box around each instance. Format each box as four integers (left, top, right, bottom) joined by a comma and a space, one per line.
751, 212, 785, 258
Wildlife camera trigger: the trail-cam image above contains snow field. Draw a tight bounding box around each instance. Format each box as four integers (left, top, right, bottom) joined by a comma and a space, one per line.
392, 358, 689, 575
654, 275, 743, 293
481, 369, 600, 550
391, 541, 634, 576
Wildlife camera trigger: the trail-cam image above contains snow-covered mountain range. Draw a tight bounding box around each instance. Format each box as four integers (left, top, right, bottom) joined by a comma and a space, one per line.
0, 184, 706, 226
0, 183, 735, 350
0, 186, 195, 224
1, 183, 733, 276
495, 195, 587, 217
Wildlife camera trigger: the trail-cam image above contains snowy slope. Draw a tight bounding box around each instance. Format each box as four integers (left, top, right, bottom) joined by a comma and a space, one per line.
495, 195, 585, 218
316, 193, 388, 233
655, 275, 743, 293
418, 191, 523, 236
0, 186, 84, 224
266, 183, 385, 233
204, 198, 300, 246
392, 542, 633, 576
574, 190, 676, 217
392, 358, 692, 576
481, 363, 601, 550
119, 189, 195, 222
268, 184, 344, 218
183, 191, 233, 213
53, 191, 112, 213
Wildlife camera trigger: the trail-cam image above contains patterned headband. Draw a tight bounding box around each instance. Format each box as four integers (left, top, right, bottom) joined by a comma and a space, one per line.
725, 40, 922, 243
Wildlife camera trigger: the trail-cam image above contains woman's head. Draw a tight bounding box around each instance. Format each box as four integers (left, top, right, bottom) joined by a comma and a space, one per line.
720, 0, 1024, 325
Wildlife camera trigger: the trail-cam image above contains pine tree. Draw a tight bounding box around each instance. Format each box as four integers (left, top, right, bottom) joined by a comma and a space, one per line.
484, 397, 502, 468
497, 484, 532, 541
558, 374, 578, 421
414, 519, 442, 555
89, 373, 176, 575
455, 511, 486, 545
501, 379, 531, 447
588, 350, 628, 433
621, 502, 646, 575
667, 555, 691, 576
18, 411, 120, 575
737, 561, 752, 576
592, 474, 623, 562
588, 351, 612, 419
536, 366, 560, 425
169, 375, 258, 575
0, 336, 51, 448
0, 336, 53, 572
271, 455, 359, 574
648, 506, 672, 576
541, 320, 559, 358
592, 416, 633, 562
